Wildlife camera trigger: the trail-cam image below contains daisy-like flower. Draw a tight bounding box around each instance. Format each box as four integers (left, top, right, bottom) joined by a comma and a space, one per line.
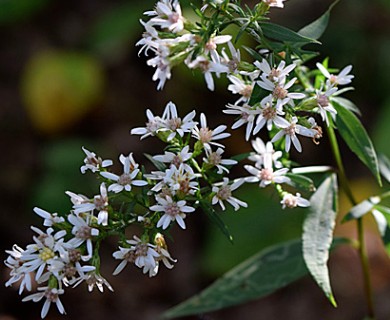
72, 183, 109, 226
80, 147, 113, 174
244, 162, 290, 188
22, 287, 65, 319
21, 227, 68, 282
315, 87, 338, 125
227, 75, 254, 105
262, 0, 287, 8
192, 113, 231, 150
153, 233, 177, 274
136, 20, 159, 56
186, 55, 229, 91
74, 271, 114, 293
146, 41, 172, 90
221, 41, 241, 73
203, 147, 237, 174
150, 195, 195, 229
112, 236, 159, 277
146, 0, 185, 33
271, 116, 318, 153
153, 145, 193, 170
223, 104, 258, 141
257, 77, 306, 110
248, 137, 283, 169
5, 245, 32, 294
33, 207, 65, 227
255, 59, 296, 83
253, 95, 289, 134
212, 178, 247, 211
131, 109, 164, 139
281, 192, 310, 209
101, 153, 148, 193
160, 101, 197, 141
67, 213, 99, 261
316, 62, 354, 87
204, 35, 232, 63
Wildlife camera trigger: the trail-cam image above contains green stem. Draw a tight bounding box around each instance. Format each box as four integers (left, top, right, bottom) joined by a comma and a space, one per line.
326, 120, 375, 319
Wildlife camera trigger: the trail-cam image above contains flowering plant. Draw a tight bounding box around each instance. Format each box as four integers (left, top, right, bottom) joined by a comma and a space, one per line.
5, 0, 390, 319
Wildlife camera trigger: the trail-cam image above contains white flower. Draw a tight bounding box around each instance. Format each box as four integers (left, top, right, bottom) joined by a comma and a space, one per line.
101, 154, 148, 193
22, 287, 65, 319
67, 213, 99, 261
257, 77, 306, 110
136, 20, 159, 56
281, 193, 310, 209
315, 87, 338, 125
80, 147, 113, 174
65, 191, 90, 206
186, 55, 229, 91
244, 164, 290, 188
5, 245, 32, 294
153, 145, 193, 170
74, 272, 114, 292
255, 59, 295, 83
316, 62, 354, 87
212, 178, 247, 211
192, 113, 230, 150
203, 147, 237, 174
33, 207, 65, 227
146, 42, 172, 90
223, 103, 258, 141
146, 0, 185, 33
227, 75, 254, 104
72, 183, 109, 225
150, 196, 195, 229
221, 41, 241, 73
253, 95, 289, 134
271, 116, 318, 153
160, 101, 197, 141
262, 0, 287, 8
204, 35, 232, 63
248, 137, 283, 169
131, 109, 164, 139
153, 233, 177, 273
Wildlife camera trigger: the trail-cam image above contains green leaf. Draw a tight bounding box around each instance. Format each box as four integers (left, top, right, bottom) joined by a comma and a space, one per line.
298, 0, 340, 40
378, 153, 390, 183
200, 200, 234, 244
248, 84, 267, 105
302, 174, 338, 307
286, 173, 316, 193
260, 22, 319, 44
144, 153, 167, 172
333, 102, 382, 186
163, 237, 347, 319
331, 97, 361, 116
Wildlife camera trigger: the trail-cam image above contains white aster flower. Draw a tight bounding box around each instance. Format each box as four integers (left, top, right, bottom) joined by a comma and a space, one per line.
248, 137, 283, 169
227, 75, 254, 105
223, 103, 258, 141
146, 0, 185, 33
131, 109, 164, 139
150, 196, 195, 229
262, 0, 287, 8
316, 62, 354, 87
244, 163, 290, 188
101, 154, 148, 193
255, 58, 295, 83
212, 178, 247, 211
22, 287, 65, 319
146, 41, 172, 90
257, 77, 306, 110
253, 95, 289, 134
271, 116, 318, 153
160, 101, 197, 141
315, 87, 338, 125
136, 20, 159, 56
221, 41, 241, 73
281, 192, 310, 209
153, 233, 177, 273
33, 207, 65, 227
153, 145, 193, 170
203, 147, 237, 174
204, 35, 232, 63
192, 113, 231, 150
5, 244, 32, 294
74, 272, 113, 293
80, 147, 113, 174
186, 55, 229, 91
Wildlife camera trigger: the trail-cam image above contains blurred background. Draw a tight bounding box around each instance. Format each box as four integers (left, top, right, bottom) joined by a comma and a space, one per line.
1, 0, 390, 319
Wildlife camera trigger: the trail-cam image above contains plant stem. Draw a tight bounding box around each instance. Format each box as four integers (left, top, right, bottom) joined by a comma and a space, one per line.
326, 120, 375, 319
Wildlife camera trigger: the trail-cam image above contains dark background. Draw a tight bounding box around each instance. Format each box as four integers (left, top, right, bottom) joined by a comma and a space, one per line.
1, 0, 390, 319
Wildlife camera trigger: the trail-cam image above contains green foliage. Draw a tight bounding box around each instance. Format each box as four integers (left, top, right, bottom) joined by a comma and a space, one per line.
302, 174, 338, 307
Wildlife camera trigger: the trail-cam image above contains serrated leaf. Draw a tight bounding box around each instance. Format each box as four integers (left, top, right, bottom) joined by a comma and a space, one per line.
298, 0, 339, 40
260, 22, 319, 44
302, 174, 338, 307
333, 102, 382, 186
200, 201, 233, 244
286, 173, 316, 192
163, 237, 347, 319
